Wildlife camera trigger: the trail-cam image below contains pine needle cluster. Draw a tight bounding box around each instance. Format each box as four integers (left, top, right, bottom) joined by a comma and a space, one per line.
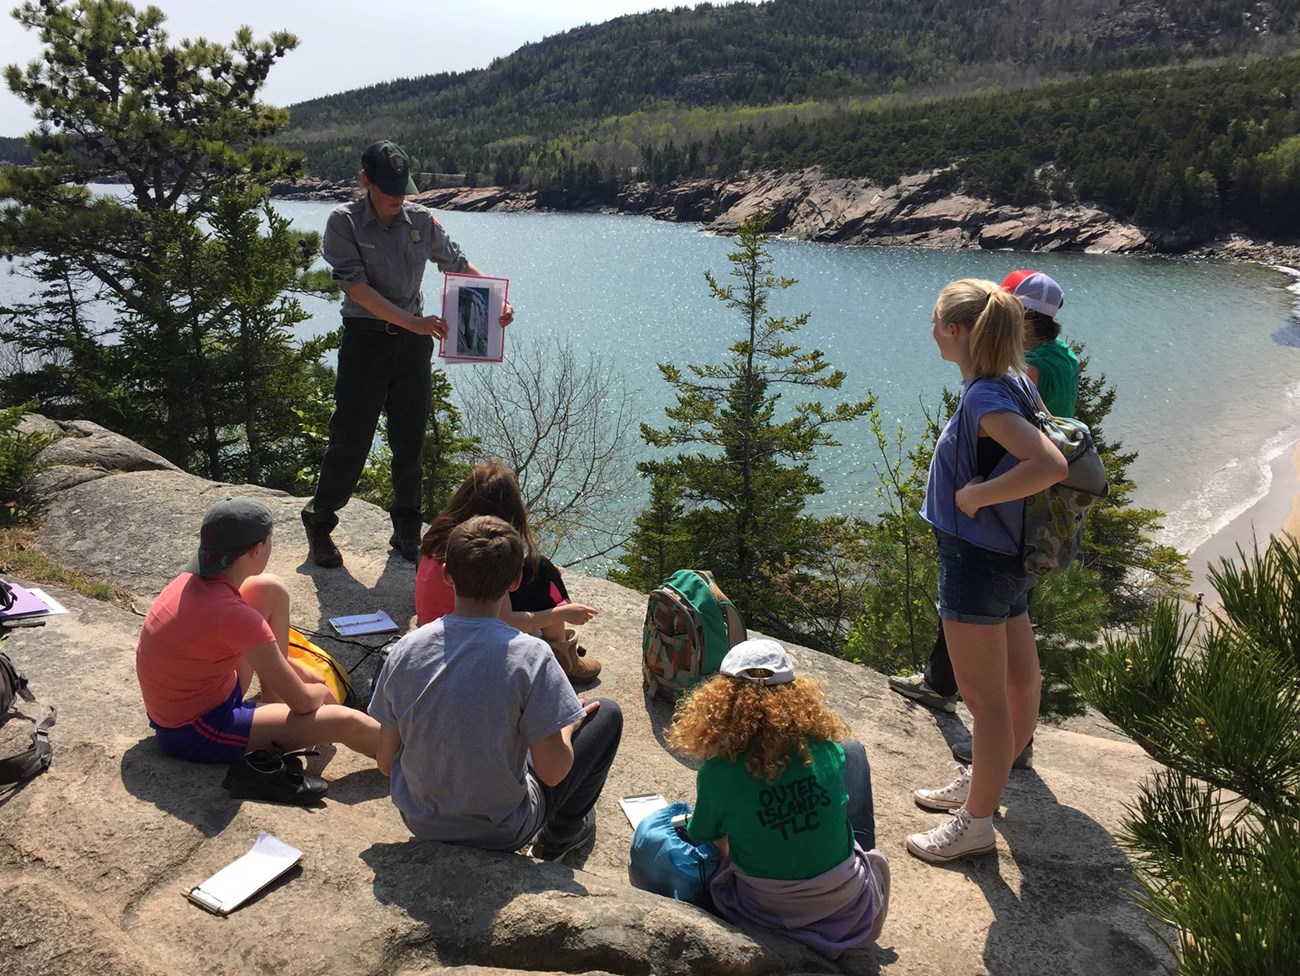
1074, 538, 1300, 972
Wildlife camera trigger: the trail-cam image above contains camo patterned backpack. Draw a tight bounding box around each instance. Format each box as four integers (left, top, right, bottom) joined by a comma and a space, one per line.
642, 570, 747, 701
1021, 413, 1109, 575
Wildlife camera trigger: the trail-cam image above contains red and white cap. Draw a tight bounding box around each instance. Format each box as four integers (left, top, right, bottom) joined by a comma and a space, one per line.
1001, 270, 1064, 318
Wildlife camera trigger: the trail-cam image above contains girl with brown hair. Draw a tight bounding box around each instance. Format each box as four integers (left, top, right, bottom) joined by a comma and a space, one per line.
415, 461, 600, 682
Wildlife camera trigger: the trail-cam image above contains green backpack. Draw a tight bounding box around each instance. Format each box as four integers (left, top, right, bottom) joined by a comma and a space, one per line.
642, 570, 747, 701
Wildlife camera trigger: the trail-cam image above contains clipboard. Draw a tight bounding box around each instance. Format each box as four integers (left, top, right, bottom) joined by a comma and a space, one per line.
619, 793, 668, 829
186, 832, 302, 916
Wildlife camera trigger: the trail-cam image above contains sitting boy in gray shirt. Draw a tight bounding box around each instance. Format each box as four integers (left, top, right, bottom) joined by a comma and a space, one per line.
370, 515, 623, 858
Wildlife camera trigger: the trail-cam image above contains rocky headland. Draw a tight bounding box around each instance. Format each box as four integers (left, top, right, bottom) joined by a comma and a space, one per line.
1, 416, 1171, 975
272, 168, 1300, 265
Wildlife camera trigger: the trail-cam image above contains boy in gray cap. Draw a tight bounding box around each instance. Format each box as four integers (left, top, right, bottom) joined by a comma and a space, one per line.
301, 140, 514, 569
136, 497, 380, 765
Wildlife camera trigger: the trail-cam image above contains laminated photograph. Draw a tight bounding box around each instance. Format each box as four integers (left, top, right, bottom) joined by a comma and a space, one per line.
439, 272, 509, 363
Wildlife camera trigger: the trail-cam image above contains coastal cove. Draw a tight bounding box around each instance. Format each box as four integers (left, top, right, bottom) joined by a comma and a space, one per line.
281, 202, 1300, 564
5, 195, 1300, 563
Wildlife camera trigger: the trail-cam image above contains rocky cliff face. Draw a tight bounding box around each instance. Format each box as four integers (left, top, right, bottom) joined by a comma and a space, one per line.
616, 169, 1152, 253
273, 169, 1156, 253
1, 417, 1170, 975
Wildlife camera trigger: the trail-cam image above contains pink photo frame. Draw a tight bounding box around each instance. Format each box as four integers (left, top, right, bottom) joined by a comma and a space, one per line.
439, 272, 509, 363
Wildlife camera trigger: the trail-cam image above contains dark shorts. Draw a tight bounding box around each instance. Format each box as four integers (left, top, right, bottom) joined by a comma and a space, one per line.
149, 683, 256, 763
935, 529, 1033, 625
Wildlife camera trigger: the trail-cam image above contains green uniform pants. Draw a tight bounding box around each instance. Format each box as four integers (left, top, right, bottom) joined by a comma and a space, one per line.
302, 322, 433, 538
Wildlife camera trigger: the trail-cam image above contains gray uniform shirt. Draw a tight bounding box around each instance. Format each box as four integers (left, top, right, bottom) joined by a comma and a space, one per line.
321, 194, 470, 319
369, 615, 585, 851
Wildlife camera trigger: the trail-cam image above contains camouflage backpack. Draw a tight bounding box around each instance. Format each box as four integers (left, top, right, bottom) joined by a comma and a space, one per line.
642, 570, 747, 701
1021, 413, 1109, 576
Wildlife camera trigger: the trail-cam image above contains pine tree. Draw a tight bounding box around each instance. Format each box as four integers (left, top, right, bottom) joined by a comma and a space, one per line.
613, 212, 872, 632
1074, 538, 1300, 973
0, 0, 333, 486
1072, 344, 1189, 621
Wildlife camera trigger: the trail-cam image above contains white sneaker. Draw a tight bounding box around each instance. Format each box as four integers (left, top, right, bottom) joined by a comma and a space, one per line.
906, 809, 996, 864
913, 762, 971, 812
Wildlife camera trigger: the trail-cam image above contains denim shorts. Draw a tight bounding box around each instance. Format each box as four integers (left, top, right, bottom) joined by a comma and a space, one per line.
935, 529, 1033, 624
149, 683, 256, 764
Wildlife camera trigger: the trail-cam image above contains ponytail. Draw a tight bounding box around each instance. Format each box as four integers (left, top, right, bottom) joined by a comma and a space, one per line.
935, 278, 1025, 378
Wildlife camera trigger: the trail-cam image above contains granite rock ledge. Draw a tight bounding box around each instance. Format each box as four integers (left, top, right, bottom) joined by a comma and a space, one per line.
1, 417, 1170, 975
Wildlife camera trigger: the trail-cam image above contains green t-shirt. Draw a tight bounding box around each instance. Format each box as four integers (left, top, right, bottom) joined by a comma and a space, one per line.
687, 739, 853, 880
1026, 337, 1080, 418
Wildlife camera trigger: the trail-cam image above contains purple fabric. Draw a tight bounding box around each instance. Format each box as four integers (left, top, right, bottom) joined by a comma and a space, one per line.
709, 842, 890, 959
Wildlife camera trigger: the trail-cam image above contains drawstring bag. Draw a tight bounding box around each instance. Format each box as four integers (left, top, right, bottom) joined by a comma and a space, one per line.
286, 627, 356, 708
627, 801, 721, 911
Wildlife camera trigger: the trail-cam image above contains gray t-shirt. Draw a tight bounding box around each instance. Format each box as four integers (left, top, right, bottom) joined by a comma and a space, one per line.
369, 614, 584, 850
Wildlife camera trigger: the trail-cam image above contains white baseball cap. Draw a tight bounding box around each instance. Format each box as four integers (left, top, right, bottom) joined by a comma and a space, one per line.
720, 639, 796, 686
1001, 269, 1064, 318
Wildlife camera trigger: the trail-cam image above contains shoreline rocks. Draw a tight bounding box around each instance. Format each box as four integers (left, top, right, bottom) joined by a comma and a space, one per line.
269, 169, 1300, 264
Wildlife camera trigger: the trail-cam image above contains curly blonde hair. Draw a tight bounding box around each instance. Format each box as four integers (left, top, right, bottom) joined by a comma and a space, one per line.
667, 675, 850, 784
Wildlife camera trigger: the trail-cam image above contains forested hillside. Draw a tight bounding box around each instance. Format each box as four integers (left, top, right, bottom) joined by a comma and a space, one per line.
0, 137, 31, 165
276, 0, 1300, 235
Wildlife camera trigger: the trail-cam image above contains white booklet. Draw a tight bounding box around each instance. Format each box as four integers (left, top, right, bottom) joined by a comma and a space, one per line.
186, 832, 302, 916
328, 610, 399, 636
439, 272, 509, 363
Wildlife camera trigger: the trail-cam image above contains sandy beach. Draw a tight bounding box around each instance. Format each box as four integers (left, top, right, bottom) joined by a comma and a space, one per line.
1186, 436, 1300, 600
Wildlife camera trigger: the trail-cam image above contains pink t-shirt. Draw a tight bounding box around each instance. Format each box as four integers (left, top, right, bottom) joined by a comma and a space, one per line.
135, 573, 276, 728
415, 555, 455, 626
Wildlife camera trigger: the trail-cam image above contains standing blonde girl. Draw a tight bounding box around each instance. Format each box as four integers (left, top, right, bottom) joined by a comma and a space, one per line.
907, 279, 1067, 863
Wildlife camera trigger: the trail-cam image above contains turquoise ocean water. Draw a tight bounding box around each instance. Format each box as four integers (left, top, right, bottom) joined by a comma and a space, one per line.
6, 197, 1300, 560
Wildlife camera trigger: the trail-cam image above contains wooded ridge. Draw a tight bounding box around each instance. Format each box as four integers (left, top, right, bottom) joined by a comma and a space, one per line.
272, 0, 1300, 239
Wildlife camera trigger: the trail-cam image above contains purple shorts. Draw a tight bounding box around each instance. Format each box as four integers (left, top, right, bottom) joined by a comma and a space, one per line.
149, 683, 256, 763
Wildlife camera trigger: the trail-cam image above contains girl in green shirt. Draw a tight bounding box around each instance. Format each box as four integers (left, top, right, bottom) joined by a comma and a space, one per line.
668, 640, 888, 957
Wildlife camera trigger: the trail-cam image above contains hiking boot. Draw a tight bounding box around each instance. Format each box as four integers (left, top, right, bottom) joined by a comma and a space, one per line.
547, 632, 601, 685
913, 762, 971, 812
906, 809, 996, 864
388, 531, 420, 564
305, 522, 343, 568
888, 673, 959, 713
222, 749, 328, 806
532, 810, 596, 861
952, 736, 1034, 770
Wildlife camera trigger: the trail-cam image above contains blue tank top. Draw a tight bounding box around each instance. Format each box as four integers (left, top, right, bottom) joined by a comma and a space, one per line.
921, 372, 1037, 555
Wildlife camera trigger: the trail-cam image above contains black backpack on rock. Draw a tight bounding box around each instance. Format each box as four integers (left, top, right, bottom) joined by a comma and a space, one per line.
1, 579, 55, 787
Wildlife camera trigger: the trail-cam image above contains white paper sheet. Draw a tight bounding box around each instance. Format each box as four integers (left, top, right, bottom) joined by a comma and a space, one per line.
329, 610, 399, 636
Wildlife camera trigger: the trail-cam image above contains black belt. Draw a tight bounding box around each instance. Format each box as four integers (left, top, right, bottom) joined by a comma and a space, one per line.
343, 316, 401, 334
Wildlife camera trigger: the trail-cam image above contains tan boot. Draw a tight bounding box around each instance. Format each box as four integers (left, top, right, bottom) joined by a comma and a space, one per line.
547, 632, 601, 684
565, 627, 593, 660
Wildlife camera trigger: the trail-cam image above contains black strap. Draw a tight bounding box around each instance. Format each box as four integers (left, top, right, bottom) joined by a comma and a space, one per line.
0, 703, 55, 786
1, 649, 55, 786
